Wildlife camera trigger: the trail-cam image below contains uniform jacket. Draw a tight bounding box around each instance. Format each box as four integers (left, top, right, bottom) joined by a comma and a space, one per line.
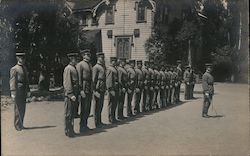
117, 66, 128, 90
168, 71, 173, 88
135, 68, 144, 89
183, 70, 191, 84
160, 71, 167, 88
172, 71, 178, 87
202, 72, 214, 95
92, 63, 106, 93
10, 63, 30, 96
63, 64, 79, 98
126, 67, 137, 91
148, 68, 154, 87
106, 65, 119, 91
176, 67, 183, 82
154, 70, 161, 87
76, 60, 92, 94
142, 68, 150, 88
165, 71, 170, 88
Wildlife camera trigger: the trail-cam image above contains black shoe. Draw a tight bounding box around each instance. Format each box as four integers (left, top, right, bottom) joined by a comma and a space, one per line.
202, 114, 210, 118
74, 114, 80, 118
15, 126, 23, 131
79, 126, 91, 133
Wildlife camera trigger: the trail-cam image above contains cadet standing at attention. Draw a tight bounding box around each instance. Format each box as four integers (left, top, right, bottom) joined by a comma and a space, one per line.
159, 64, 167, 108
76, 49, 92, 132
126, 60, 137, 117
117, 58, 128, 120
176, 60, 183, 102
10, 51, 31, 131
164, 65, 170, 106
148, 61, 155, 111
171, 66, 178, 105
202, 64, 214, 118
142, 61, 150, 112
134, 60, 144, 114
168, 66, 174, 104
63, 52, 79, 137
92, 52, 106, 128
106, 57, 119, 123
153, 64, 160, 109
183, 65, 191, 100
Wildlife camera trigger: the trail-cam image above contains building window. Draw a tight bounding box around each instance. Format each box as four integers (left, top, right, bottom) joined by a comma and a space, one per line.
80, 15, 88, 26
136, 2, 146, 23
91, 17, 98, 26
105, 4, 114, 24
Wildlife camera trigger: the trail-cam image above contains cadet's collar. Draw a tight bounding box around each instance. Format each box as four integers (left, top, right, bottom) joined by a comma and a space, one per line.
17, 62, 24, 66
83, 58, 89, 63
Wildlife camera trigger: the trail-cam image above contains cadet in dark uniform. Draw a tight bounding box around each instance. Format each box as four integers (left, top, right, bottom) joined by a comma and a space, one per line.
10, 52, 30, 131
202, 64, 214, 118
148, 61, 155, 111
63, 53, 79, 137
190, 67, 195, 99
134, 60, 144, 114
159, 65, 167, 108
117, 58, 128, 120
76, 49, 92, 132
183, 65, 191, 100
126, 60, 137, 116
171, 66, 178, 105
92, 52, 106, 127
142, 61, 150, 112
164, 65, 170, 106
176, 60, 183, 102
106, 57, 119, 123
153, 64, 160, 109
168, 66, 174, 104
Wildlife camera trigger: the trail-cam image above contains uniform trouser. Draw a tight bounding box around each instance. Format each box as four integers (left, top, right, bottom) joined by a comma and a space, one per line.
153, 89, 159, 108
134, 91, 142, 114
64, 97, 76, 135
168, 87, 173, 104
175, 84, 181, 101
190, 84, 195, 98
165, 88, 169, 105
184, 84, 190, 100
142, 89, 149, 112
202, 94, 213, 115
14, 90, 26, 130
160, 89, 166, 108
73, 99, 80, 117
108, 91, 118, 121
118, 91, 126, 118
148, 89, 154, 110
79, 94, 92, 128
171, 87, 176, 104
93, 92, 105, 126
127, 90, 134, 116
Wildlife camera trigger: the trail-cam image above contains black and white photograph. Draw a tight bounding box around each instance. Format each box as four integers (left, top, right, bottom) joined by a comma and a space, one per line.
0, 0, 249, 155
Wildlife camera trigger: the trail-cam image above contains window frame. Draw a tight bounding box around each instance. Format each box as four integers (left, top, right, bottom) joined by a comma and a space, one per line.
136, 2, 147, 23
105, 4, 115, 25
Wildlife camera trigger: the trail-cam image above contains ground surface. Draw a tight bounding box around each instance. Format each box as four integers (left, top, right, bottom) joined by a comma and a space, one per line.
1, 83, 249, 156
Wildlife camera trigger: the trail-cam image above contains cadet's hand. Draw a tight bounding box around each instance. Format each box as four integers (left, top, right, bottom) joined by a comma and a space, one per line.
144, 86, 148, 90
11, 94, 16, 100
161, 86, 164, 90
27, 92, 31, 97
150, 87, 154, 91
205, 92, 209, 97
110, 90, 115, 96
80, 91, 86, 98
128, 89, 132, 94
187, 82, 190, 85
71, 96, 77, 101
135, 88, 140, 93
94, 91, 101, 98
122, 88, 126, 93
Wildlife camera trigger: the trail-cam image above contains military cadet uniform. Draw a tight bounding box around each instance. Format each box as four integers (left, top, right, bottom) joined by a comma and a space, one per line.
167, 66, 173, 104
147, 61, 155, 110
134, 60, 144, 114
76, 49, 92, 132
171, 67, 178, 104
183, 66, 191, 100
142, 61, 150, 112
106, 57, 119, 123
190, 68, 195, 99
159, 66, 167, 108
126, 60, 137, 116
202, 64, 214, 118
92, 52, 106, 127
63, 53, 79, 137
10, 52, 30, 131
153, 65, 161, 109
176, 60, 183, 102
164, 65, 170, 106
117, 58, 128, 120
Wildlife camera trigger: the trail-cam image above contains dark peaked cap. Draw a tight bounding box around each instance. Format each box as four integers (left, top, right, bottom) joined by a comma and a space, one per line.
80, 49, 90, 54
67, 53, 78, 57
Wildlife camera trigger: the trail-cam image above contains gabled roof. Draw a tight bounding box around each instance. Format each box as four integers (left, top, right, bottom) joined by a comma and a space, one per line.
65, 0, 102, 11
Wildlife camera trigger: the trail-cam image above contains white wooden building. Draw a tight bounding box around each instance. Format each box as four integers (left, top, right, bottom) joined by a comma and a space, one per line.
66, 0, 156, 63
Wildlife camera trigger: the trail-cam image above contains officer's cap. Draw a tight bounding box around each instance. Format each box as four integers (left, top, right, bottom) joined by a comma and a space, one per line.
80, 49, 90, 54
177, 60, 182, 64
110, 57, 117, 62
129, 59, 135, 63
67, 53, 78, 57
16, 52, 26, 57
185, 65, 191, 68
119, 57, 126, 62
137, 60, 142, 64
96, 52, 104, 57
205, 63, 213, 68
144, 61, 149, 65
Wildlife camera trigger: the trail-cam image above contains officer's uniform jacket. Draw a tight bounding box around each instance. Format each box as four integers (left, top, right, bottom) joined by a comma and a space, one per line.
106, 65, 119, 92
202, 72, 214, 95
142, 67, 150, 89
76, 60, 92, 94
135, 68, 144, 90
168, 71, 173, 88
154, 70, 161, 90
92, 63, 106, 93
117, 66, 128, 90
160, 70, 167, 89
164, 71, 170, 89
148, 68, 155, 88
10, 63, 30, 96
172, 71, 178, 87
176, 67, 183, 85
63, 64, 79, 98
126, 67, 137, 91
183, 70, 191, 84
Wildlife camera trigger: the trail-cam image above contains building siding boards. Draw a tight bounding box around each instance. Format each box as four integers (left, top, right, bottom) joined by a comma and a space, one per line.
80, 0, 154, 64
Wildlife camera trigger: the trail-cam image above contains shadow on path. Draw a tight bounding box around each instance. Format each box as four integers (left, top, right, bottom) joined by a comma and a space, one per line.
24, 125, 57, 130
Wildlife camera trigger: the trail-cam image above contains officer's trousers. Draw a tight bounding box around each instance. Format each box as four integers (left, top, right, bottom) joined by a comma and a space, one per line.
184, 84, 190, 100
14, 90, 26, 130
202, 94, 213, 115
190, 84, 195, 98
171, 87, 176, 104
134, 90, 142, 114
64, 97, 75, 135
153, 89, 159, 109
148, 88, 154, 110
175, 84, 181, 102
108, 91, 118, 122
127, 90, 134, 116
93, 93, 105, 126
80, 94, 92, 128
160, 89, 166, 108
142, 88, 149, 112
118, 91, 126, 119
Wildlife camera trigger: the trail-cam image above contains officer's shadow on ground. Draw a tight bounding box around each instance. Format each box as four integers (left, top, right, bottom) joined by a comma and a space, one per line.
75, 124, 118, 137
208, 114, 224, 118
24, 125, 57, 130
